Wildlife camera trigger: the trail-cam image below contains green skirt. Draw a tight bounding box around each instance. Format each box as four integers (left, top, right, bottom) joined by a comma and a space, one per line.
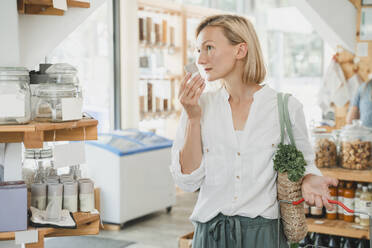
192, 213, 289, 248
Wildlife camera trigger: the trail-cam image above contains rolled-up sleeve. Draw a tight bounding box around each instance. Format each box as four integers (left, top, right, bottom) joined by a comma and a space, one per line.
169, 109, 206, 192
289, 98, 323, 177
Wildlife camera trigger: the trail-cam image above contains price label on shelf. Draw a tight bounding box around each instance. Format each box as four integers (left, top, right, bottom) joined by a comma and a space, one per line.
53, 142, 86, 168
61, 98, 83, 121
15, 230, 38, 244
0, 94, 25, 118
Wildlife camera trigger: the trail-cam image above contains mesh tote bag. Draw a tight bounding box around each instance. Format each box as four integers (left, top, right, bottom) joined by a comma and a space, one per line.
274, 93, 308, 243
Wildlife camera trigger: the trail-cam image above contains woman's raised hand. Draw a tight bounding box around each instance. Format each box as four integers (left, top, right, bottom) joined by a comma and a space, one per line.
178, 73, 206, 121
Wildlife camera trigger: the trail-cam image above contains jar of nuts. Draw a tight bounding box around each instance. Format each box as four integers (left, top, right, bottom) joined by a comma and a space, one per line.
340, 120, 372, 170
312, 131, 337, 168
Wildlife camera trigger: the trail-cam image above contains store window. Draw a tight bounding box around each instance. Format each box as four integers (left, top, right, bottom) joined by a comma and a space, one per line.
283, 32, 324, 78
46, 2, 114, 133
216, 0, 237, 12
264, 7, 327, 126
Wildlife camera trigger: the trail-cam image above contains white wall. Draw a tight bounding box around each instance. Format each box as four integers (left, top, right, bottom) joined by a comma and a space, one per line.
0, 0, 106, 68
293, 0, 356, 52
0, 0, 21, 66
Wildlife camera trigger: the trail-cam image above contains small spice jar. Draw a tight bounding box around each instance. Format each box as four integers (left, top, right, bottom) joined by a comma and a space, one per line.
343, 182, 355, 222
337, 181, 345, 220
31, 183, 47, 210
78, 179, 95, 212
46, 183, 63, 221
63, 181, 78, 213
326, 186, 337, 220
47, 183, 63, 209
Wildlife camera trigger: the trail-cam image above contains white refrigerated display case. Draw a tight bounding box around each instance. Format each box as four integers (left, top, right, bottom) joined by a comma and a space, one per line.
86, 129, 175, 225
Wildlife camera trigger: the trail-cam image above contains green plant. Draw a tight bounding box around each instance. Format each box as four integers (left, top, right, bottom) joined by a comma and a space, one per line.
273, 143, 307, 182
290, 243, 299, 248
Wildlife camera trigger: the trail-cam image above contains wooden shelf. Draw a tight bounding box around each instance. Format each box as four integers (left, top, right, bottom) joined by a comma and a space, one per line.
0, 117, 98, 149
18, 0, 90, 16
320, 167, 372, 183
307, 218, 369, 239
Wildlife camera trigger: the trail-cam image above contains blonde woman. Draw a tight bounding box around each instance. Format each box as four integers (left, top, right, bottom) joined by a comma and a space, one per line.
170, 15, 338, 247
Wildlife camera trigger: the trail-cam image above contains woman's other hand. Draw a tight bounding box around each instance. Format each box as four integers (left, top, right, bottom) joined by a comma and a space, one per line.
302, 174, 338, 211
178, 73, 206, 121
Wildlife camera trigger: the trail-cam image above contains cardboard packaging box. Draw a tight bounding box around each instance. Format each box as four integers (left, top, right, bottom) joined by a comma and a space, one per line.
179, 232, 194, 248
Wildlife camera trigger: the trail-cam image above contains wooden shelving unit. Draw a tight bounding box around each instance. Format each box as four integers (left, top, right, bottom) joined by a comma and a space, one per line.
307, 218, 369, 239
0, 119, 100, 247
306, 167, 372, 239
0, 117, 98, 149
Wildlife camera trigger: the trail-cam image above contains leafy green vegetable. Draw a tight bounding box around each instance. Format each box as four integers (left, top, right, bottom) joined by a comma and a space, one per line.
290, 243, 299, 248
273, 143, 307, 182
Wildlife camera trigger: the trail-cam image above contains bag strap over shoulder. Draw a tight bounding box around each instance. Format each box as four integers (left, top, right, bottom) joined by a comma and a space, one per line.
277, 93, 296, 146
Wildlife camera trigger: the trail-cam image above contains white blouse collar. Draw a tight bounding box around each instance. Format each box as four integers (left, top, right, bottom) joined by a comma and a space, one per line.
220, 84, 269, 101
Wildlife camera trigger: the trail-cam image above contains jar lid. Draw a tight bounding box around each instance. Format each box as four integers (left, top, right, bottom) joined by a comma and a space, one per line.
0, 67, 29, 81
340, 120, 371, 137
25, 147, 53, 159
45, 63, 79, 85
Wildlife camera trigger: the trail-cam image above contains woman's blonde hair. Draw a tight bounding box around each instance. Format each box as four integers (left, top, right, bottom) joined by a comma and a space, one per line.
196, 14, 266, 85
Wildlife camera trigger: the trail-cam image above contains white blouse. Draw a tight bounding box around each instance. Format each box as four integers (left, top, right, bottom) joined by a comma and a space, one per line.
169, 84, 322, 223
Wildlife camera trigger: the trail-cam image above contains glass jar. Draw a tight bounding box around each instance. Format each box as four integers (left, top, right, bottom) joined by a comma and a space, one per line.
0, 67, 31, 124
312, 129, 337, 168
340, 120, 372, 170
22, 147, 53, 187
33, 64, 83, 122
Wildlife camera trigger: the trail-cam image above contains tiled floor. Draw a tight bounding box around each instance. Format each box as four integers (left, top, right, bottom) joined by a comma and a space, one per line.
97, 191, 198, 248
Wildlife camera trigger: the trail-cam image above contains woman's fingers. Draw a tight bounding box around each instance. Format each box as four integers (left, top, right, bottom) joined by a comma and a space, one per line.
178, 73, 192, 98
189, 78, 205, 98
192, 82, 206, 100
315, 195, 323, 209
322, 195, 333, 211
306, 193, 315, 206
185, 75, 202, 97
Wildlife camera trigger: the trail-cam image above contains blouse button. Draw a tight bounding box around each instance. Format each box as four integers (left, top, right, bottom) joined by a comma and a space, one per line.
234, 196, 238, 201
236, 176, 240, 179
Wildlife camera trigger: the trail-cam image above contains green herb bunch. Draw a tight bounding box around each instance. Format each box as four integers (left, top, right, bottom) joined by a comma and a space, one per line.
273, 143, 307, 182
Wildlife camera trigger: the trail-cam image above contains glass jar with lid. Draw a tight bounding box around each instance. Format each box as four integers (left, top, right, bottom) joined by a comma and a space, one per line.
0, 67, 31, 124
340, 120, 372, 170
22, 147, 54, 188
33, 64, 83, 122
311, 129, 338, 168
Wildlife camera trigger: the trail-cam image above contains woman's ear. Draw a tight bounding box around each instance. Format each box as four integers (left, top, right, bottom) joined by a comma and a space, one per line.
235, 43, 248, 60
